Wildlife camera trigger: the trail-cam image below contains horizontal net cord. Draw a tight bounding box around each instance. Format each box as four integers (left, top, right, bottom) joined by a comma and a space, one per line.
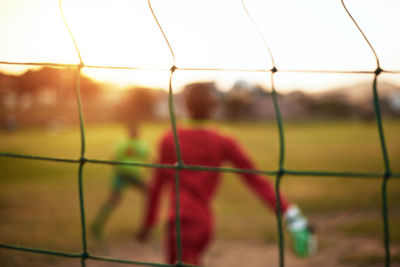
2, 60, 400, 74
0, 152, 79, 163
1, 152, 398, 179
0, 243, 82, 258
87, 254, 175, 267
0, 243, 174, 267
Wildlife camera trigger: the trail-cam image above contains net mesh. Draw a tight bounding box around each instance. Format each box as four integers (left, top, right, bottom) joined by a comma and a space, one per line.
0, 0, 399, 267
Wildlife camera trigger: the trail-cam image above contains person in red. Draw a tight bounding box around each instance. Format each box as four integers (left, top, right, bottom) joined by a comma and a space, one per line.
136, 82, 316, 265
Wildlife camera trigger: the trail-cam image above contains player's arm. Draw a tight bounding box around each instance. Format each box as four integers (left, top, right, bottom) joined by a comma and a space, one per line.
220, 135, 317, 257
220, 135, 290, 212
136, 169, 165, 241
136, 136, 171, 241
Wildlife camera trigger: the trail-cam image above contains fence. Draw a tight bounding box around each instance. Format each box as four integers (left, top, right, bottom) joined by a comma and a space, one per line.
1, 0, 399, 266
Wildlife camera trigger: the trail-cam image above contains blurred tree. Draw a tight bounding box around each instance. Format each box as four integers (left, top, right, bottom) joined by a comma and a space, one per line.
118, 87, 158, 123
223, 80, 252, 120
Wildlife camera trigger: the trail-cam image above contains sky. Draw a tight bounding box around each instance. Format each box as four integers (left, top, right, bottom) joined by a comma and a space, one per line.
0, 0, 399, 92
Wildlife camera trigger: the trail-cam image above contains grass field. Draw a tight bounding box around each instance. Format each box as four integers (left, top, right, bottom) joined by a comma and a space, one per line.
0, 120, 400, 266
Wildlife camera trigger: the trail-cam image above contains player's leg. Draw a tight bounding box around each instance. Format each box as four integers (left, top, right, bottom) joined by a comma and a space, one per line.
128, 174, 148, 194
91, 174, 125, 240
165, 218, 212, 265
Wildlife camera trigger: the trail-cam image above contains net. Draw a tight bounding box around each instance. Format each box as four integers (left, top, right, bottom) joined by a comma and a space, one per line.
0, 0, 399, 266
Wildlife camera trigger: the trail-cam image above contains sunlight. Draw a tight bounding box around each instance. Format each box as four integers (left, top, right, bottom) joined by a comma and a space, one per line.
61, 0, 172, 68
0, 0, 399, 91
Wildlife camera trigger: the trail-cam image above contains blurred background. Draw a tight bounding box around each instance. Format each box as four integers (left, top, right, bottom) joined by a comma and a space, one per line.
0, 0, 399, 267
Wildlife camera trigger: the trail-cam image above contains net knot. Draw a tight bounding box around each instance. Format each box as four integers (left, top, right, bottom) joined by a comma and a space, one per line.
277, 168, 285, 177
271, 67, 278, 73
80, 157, 87, 165
175, 162, 184, 170
170, 65, 178, 72
374, 67, 382, 75
383, 170, 391, 180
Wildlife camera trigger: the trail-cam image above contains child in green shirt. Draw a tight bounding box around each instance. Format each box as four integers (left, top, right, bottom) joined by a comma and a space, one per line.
91, 119, 149, 240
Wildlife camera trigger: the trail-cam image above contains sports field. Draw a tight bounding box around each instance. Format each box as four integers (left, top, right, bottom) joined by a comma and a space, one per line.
0, 120, 399, 266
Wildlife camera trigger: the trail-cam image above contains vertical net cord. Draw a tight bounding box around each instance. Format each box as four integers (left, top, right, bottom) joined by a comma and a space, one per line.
58, 0, 84, 65
271, 72, 286, 267
381, 174, 391, 267
147, 0, 184, 265
240, 1, 285, 266
341, 1, 392, 266
59, 1, 89, 265
373, 74, 392, 267
240, 0, 276, 66
76, 69, 89, 266
169, 69, 184, 264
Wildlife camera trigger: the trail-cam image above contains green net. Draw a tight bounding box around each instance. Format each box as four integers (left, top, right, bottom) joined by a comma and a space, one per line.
0, 0, 399, 267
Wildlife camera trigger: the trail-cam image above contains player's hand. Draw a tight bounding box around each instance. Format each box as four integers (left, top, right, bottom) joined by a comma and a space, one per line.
135, 228, 150, 243
288, 225, 317, 257
284, 205, 317, 257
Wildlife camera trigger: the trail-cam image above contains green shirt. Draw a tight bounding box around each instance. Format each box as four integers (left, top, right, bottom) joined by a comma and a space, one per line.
113, 138, 149, 178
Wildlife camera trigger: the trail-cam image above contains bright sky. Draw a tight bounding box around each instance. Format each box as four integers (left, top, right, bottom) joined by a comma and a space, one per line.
0, 0, 399, 92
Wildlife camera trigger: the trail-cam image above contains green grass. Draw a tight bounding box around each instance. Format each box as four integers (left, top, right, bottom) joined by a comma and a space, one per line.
0, 120, 399, 265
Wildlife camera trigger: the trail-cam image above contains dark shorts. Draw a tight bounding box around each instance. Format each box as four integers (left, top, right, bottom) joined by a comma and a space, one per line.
111, 173, 143, 192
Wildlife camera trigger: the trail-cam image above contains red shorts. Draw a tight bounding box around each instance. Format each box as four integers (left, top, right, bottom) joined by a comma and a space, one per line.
165, 218, 213, 265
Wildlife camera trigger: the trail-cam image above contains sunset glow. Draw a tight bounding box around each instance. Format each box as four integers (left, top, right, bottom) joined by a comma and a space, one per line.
0, 0, 399, 92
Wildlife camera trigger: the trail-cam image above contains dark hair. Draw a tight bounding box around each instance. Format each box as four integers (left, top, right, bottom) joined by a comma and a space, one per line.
118, 87, 156, 123
184, 82, 217, 120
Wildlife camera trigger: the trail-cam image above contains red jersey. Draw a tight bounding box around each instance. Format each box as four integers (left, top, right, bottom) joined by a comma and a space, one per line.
142, 127, 290, 230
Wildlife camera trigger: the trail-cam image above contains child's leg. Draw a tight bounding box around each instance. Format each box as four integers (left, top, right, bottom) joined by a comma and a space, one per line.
91, 174, 124, 239
128, 174, 148, 193
94, 191, 122, 224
